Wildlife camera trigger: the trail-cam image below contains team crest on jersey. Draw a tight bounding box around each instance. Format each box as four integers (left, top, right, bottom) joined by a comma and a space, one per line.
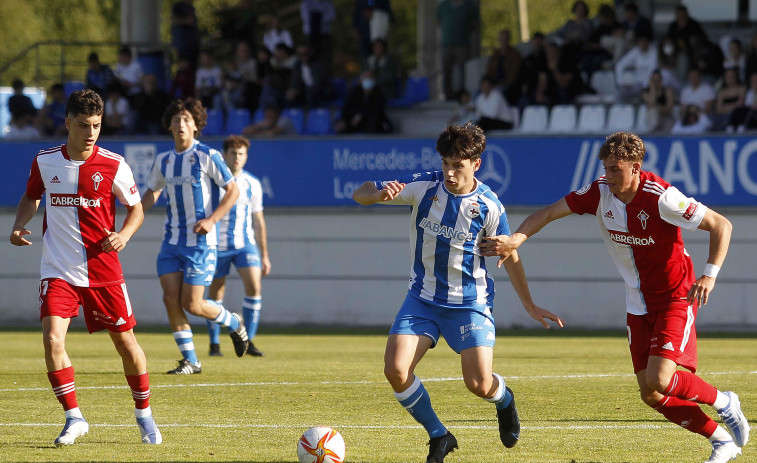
576, 183, 591, 195
465, 202, 480, 219
188, 155, 196, 165
92, 172, 103, 190
637, 210, 649, 229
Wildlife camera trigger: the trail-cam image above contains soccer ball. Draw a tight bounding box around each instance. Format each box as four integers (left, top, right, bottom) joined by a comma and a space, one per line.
297, 426, 346, 463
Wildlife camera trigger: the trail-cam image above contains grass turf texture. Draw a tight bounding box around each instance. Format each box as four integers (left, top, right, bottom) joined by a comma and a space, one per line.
0, 329, 754, 463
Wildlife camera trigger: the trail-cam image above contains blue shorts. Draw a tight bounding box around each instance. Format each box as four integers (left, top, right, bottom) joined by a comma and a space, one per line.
156, 242, 217, 286
215, 245, 261, 278
389, 294, 496, 354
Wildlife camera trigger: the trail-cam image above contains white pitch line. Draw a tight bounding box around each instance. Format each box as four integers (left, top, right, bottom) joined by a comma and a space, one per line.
2, 370, 754, 393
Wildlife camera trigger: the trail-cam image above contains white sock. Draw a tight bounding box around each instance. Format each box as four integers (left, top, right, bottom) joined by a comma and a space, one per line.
64, 407, 84, 420
713, 391, 730, 411
135, 406, 152, 419
709, 426, 732, 442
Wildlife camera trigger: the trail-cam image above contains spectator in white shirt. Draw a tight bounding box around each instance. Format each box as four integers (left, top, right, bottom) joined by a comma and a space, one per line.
679, 67, 715, 115
474, 76, 514, 132
195, 50, 224, 109
114, 46, 144, 98
615, 34, 657, 102
671, 104, 711, 134
263, 15, 294, 53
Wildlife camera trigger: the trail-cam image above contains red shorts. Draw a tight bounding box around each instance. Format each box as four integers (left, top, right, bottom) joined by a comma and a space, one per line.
39, 278, 137, 333
626, 299, 699, 374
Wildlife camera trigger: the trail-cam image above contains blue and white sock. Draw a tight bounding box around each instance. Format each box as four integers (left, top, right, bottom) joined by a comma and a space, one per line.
243, 296, 261, 339
484, 373, 512, 410
172, 330, 199, 364
208, 300, 240, 331
394, 376, 447, 438
206, 320, 221, 345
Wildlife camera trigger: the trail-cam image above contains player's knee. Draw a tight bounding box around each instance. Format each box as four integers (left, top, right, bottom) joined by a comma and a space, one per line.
383, 363, 409, 386
182, 299, 204, 315
463, 376, 490, 398
639, 389, 661, 407
43, 332, 65, 352
162, 292, 180, 310
645, 371, 671, 394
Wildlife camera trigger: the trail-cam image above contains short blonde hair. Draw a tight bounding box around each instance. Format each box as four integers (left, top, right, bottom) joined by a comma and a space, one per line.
598, 131, 645, 163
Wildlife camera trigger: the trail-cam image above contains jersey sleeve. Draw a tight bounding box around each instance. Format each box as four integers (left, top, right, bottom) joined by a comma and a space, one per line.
658, 186, 708, 230
373, 171, 440, 207
146, 155, 165, 191
207, 149, 234, 187
250, 177, 264, 213
25, 156, 45, 200
564, 180, 601, 215
113, 160, 141, 206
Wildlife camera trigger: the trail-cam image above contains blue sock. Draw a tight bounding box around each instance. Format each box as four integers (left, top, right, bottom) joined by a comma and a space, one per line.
172, 330, 199, 364
485, 373, 513, 410
208, 300, 240, 331
395, 376, 447, 438
243, 296, 261, 339
206, 320, 221, 345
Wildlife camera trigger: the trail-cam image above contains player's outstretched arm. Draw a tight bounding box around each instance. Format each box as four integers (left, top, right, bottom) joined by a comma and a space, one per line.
196, 180, 240, 235
352, 181, 405, 205
480, 198, 574, 267
10, 194, 40, 246
102, 202, 144, 253
140, 188, 163, 212
687, 208, 733, 306
253, 211, 271, 276
502, 249, 565, 329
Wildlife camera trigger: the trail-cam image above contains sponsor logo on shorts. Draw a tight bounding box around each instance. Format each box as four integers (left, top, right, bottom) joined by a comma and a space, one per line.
661, 342, 674, 351
486, 332, 495, 341
50, 194, 102, 208
115, 317, 126, 326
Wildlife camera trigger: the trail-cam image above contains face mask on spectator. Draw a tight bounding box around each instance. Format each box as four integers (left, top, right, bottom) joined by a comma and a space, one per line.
361, 78, 375, 91
663, 43, 675, 55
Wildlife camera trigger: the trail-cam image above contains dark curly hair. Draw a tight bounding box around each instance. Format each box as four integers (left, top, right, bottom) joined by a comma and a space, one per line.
66, 89, 104, 117
436, 122, 486, 161
599, 131, 646, 163
162, 98, 207, 135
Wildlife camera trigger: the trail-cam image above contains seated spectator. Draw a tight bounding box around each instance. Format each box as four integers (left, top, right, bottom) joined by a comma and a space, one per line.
5, 112, 40, 140
448, 89, 475, 125
214, 58, 246, 115
640, 70, 675, 133
170, 57, 196, 99
518, 32, 548, 98
518, 70, 552, 109
114, 46, 144, 98
556, 1, 593, 62
133, 74, 171, 135
713, 67, 745, 131
241, 105, 296, 137
622, 2, 653, 42
364, 39, 400, 99
473, 76, 514, 132
8, 79, 37, 125
335, 70, 392, 134
724, 38, 746, 84
103, 82, 130, 135
665, 5, 707, 66
484, 29, 522, 104
671, 104, 711, 134
581, 4, 621, 77
725, 72, 757, 132
545, 39, 583, 104
287, 43, 333, 107
746, 31, 757, 82
679, 67, 715, 115
195, 50, 223, 109
259, 43, 296, 109
86, 52, 115, 99
688, 34, 724, 85
657, 37, 685, 92
614, 33, 656, 103
38, 83, 68, 138
263, 15, 294, 53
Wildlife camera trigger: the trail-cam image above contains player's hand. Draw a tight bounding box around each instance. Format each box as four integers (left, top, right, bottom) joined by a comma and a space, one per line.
101, 228, 128, 252
479, 235, 520, 268
261, 256, 271, 276
524, 303, 565, 329
379, 181, 405, 202
10, 227, 33, 246
687, 275, 716, 307
193, 218, 214, 235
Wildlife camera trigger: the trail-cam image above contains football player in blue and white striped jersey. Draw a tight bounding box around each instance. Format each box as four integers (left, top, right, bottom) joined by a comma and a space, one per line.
353, 123, 564, 463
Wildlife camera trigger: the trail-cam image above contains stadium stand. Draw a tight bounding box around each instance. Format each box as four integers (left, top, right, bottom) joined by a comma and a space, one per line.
226, 108, 251, 136
305, 108, 333, 135
204, 108, 224, 136
576, 104, 606, 133
282, 107, 305, 134
518, 105, 549, 133
606, 104, 636, 132
63, 81, 86, 98
547, 104, 577, 133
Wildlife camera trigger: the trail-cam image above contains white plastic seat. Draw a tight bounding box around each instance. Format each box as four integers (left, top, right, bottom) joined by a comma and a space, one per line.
547, 104, 577, 133
519, 105, 548, 133
606, 104, 636, 132
635, 104, 650, 133
576, 104, 606, 133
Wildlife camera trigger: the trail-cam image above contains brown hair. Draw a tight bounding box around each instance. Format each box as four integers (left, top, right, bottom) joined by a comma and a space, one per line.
162, 98, 207, 134
436, 122, 486, 161
222, 135, 250, 152
598, 131, 645, 163
66, 89, 104, 117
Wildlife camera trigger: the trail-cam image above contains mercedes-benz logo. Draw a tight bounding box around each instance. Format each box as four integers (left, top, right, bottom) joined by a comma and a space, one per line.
477, 144, 511, 197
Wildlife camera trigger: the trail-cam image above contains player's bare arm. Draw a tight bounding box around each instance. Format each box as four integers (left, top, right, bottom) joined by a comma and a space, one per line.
195, 180, 239, 235
253, 211, 271, 276
480, 198, 574, 267
352, 181, 405, 205
101, 202, 145, 253
9, 194, 41, 246
140, 188, 163, 212
687, 208, 733, 306
502, 249, 565, 329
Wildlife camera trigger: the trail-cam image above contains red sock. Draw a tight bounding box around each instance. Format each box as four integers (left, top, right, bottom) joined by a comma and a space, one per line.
48, 366, 78, 411
663, 371, 717, 405
125, 373, 151, 409
653, 396, 718, 438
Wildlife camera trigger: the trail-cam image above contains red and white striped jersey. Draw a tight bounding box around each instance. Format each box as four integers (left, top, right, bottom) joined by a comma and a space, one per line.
25, 145, 141, 287
565, 170, 707, 315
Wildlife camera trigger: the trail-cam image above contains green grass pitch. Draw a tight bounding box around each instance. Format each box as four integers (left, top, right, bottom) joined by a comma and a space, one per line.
0, 329, 754, 462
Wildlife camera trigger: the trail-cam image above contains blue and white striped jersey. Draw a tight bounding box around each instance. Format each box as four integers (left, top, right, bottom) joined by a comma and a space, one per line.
147, 140, 234, 247
374, 171, 510, 309
213, 170, 263, 251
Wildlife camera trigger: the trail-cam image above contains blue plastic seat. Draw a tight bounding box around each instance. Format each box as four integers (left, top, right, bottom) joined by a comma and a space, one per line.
204, 108, 224, 136
388, 76, 429, 107
282, 108, 305, 134
226, 108, 250, 135
305, 108, 332, 135
64, 81, 85, 97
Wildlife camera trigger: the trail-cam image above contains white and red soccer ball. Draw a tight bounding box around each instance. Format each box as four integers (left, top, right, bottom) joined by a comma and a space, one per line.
297, 426, 346, 463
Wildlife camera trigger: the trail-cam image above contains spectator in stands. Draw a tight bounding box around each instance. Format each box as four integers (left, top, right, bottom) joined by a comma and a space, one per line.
263, 15, 294, 54
641, 70, 675, 133
195, 50, 223, 109
300, 0, 336, 66
518, 70, 552, 110
335, 70, 393, 134
38, 83, 68, 138
133, 74, 171, 135
556, 1, 593, 62
713, 67, 745, 132
437, 0, 479, 101
745, 31, 757, 83
114, 46, 144, 99
622, 2, 652, 42
614, 33, 657, 103
214, 58, 245, 116
215, 0, 257, 50
724, 39, 746, 84
665, 5, 707, 68
519, 32, 548, 99
485, 29, 522, 105
85, 52, 115, 99
171, 0, 200, 70
448, 89, 475, 125
259, 43, 296, 110
657, 36, 685, 92
680, 67, 715, 115
545, 39, 583, 105
234, 41, 262, 112
287, 43, 333, 107
582, 4, 624, 77
725, 72, 757, 133
353, 0, 394, 62
170, 57, 196, 99
241, 105, 296, 137
256, 47, 273, 86
8, 79, 37, 125
671, 104, 711, 134
689, 34, 724, 85
103, 82, 130, 136
364, 38, 400, 99
473, 76, 514, 132
5, 112, 40, 140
